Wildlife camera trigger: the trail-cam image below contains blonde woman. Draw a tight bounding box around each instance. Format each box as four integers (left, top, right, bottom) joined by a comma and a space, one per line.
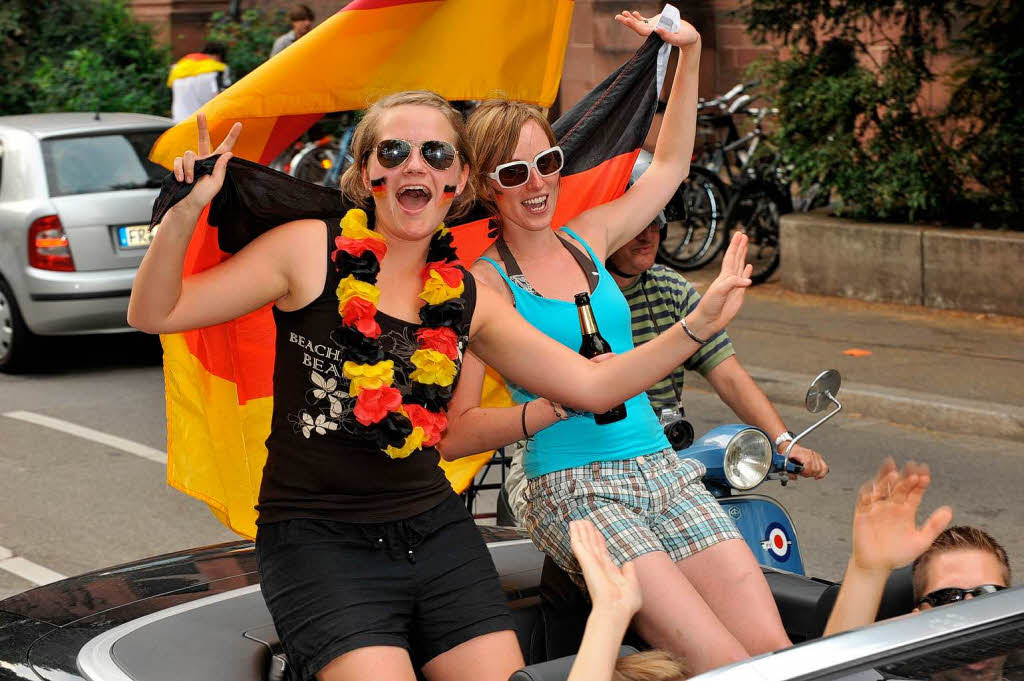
130, 85, 753, 679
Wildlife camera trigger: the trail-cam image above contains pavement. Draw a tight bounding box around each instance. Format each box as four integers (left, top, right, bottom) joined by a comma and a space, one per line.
681, 264, 1024, 443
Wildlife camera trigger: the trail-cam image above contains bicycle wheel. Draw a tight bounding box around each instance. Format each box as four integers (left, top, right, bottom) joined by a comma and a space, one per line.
724, 179, 785, 285
658, 167, 730, 270
291, 141, 343, 186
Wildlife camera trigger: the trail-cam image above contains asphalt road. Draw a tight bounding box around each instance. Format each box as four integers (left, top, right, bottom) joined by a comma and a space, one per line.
1, 332, 1022, 602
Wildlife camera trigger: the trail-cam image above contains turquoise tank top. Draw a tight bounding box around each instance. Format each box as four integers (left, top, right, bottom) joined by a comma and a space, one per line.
479, 227, 670, 479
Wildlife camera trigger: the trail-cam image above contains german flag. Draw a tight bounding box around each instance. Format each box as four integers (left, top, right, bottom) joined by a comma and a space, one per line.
154, 4, 661, 540
151, 0, 572, 168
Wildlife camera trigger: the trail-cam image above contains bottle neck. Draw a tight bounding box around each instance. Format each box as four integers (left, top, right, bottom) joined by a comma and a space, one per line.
577, 304, 598, 335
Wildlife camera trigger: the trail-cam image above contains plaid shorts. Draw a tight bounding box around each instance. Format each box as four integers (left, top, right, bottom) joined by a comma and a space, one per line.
523, 448, 742, 588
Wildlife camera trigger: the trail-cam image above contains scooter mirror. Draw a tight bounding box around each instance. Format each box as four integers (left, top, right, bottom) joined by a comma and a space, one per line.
805, 369, 842, 413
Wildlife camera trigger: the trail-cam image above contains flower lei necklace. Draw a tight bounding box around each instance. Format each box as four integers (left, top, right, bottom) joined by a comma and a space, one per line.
332, 208, 465, 459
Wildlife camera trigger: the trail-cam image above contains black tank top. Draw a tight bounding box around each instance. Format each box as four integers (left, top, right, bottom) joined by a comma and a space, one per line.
256, 218, 477, 524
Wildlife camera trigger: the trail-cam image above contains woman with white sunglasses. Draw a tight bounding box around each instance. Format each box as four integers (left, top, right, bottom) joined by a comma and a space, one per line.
439, 11, 792, 674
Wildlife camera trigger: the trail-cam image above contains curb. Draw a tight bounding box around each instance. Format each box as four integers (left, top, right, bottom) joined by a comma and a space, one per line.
693, 366, 1024, 443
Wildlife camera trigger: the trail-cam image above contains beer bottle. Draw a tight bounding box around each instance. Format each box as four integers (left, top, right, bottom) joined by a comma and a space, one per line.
574, 292, 627, 425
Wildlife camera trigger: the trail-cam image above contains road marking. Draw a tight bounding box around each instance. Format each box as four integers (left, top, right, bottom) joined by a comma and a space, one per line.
2, 411, 166, 464
0, 545, 66, 585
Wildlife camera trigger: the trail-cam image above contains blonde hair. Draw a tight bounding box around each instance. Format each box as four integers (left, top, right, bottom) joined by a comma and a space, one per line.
613, 650, 690, 681
913, 526, 1011, 600
465, 99, 557, 218
338, 90, 476, 220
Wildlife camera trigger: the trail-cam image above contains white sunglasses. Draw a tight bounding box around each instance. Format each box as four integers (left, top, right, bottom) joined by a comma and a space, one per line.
487, 146, 564, 188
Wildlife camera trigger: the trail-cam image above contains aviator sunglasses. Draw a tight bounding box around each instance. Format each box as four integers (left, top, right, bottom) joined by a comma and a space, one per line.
917, 584, 1006, 608
488, 146, 564, 189
374, 139, 458, 172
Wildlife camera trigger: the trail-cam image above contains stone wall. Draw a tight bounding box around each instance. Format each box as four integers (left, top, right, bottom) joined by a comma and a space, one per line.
781, 213, 1024, 317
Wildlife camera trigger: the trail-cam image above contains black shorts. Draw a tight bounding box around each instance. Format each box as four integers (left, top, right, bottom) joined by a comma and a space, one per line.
255, 494, 515, 680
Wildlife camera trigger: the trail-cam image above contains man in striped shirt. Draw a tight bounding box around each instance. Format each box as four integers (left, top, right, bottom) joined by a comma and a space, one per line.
605, 215, 828, 481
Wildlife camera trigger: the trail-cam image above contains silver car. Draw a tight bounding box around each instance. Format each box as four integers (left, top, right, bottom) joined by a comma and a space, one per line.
0, 112, 171, 372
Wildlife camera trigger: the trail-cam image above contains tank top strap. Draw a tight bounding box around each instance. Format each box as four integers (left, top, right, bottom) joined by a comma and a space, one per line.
559, 226, 602, 268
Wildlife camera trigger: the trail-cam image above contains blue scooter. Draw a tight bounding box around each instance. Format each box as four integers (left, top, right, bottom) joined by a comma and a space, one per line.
681, 369, 844, 575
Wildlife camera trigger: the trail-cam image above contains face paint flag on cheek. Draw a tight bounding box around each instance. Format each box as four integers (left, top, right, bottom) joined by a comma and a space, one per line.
442, 185, 457, 203
370, 177, 386, 199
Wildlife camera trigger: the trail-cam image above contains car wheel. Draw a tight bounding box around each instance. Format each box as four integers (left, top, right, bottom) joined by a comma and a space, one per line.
0, 278, 36, 373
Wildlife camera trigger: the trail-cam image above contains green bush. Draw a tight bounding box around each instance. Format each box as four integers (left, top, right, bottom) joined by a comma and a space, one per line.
737, 0, 1022, 227
1, 0, 169, 116
945, 1, 1024, 225
206, 8, 287, 82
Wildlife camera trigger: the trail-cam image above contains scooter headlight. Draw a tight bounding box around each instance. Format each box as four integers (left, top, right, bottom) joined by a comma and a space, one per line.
724, 428, 773, 490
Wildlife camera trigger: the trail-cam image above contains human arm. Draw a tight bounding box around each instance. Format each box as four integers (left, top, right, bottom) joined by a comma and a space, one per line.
566, 520, 642, 681
571, 10, 702, 258
467, 233, 751, 412
705, 357, 829, 479
823, 458, 953, 636
127, 114, 321, 334
437, 349, 567, 460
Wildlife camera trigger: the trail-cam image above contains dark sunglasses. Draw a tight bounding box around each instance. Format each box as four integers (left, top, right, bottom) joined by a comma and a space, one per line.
918, 584, 1006, 608
488, 146, 564, 189
374, 139, 458, 172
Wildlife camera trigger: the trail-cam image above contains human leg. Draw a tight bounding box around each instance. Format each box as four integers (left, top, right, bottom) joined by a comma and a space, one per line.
676, 538, 791, 654
317, 647, 416, 681
523, 459, 749, 672
421, 631, 524, 681
647, 453, 790, 654
256, 518, 419, 681
629, 550, 749, 671
411, 495, 523, 679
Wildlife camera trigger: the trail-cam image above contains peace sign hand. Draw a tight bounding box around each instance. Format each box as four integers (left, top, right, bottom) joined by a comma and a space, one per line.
172, 112, 243, 214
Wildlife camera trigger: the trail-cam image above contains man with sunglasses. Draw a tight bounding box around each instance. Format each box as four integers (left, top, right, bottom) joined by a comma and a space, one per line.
824, 459, 1010, 637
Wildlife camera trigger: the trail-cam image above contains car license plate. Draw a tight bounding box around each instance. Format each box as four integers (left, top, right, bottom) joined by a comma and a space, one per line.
117, 224, 152, 249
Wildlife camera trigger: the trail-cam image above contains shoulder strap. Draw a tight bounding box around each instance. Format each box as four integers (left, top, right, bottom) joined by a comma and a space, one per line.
555, 233, 600, 293
494, 236, 524, 278
490, 239, 542, 297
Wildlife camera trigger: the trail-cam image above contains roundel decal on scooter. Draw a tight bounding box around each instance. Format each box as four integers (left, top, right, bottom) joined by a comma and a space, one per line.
763, 522, 792, 561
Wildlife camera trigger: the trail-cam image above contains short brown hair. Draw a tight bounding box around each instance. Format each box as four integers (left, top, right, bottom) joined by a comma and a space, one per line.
465, 99, 557, 218
338, 90, 476, 220
288, 4, 314, 22
613, 650, 690, 681
913, 526, 1011, 600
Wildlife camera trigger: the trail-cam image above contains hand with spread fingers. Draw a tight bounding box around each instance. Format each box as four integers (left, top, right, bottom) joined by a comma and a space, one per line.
686, 232, 753, 341
824, 458, 954, 636
570, 519, 642, 621
172, 112, 243, 214
850, 458, 953, 573
614, 9, 700, 48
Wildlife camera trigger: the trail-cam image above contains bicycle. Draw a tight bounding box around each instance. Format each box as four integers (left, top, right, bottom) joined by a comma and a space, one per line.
657, 81, 757, 271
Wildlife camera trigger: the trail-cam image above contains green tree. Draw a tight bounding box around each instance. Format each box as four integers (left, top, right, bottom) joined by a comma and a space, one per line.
0, 0, 169, 116
206, 8, 287, 82
945, 1, 1024, 224
737, 0, 965, 223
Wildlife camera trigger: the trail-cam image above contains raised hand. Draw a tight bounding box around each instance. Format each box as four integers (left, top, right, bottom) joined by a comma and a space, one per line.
613, 9, 700, 48
173, 112, 243, 214
570, 520, 642, 620
687, 232, 752, 338
850, 458, 953, 572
